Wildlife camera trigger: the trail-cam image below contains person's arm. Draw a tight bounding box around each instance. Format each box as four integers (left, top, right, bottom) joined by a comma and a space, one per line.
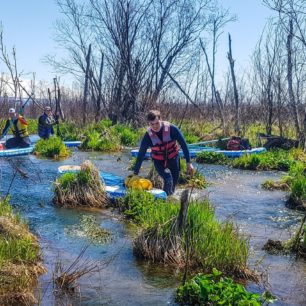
133, 133, 151, 175
171, 125, 194, 174
171, 125, 190, 163
0, 119, 11, 138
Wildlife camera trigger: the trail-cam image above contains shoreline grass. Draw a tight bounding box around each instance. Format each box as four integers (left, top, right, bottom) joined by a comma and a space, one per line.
0, 197, 46, 305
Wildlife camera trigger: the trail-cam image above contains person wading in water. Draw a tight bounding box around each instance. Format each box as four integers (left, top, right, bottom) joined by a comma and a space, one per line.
133, 110, 194, 195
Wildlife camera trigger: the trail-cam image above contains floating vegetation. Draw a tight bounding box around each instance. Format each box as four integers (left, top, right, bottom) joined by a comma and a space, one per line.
34, 136, 71, 159
0, 197, 46, 305
175, 268, 270, 306
66, 215, 111, 244
53, 160, 109, 207
261, 179, 290, 191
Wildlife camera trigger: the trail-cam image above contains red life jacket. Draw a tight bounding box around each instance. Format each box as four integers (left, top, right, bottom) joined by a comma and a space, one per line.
148, 121, 179, 163
227, 139, 241, 151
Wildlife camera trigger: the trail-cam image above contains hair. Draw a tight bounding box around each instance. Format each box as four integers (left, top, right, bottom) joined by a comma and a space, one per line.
146, 110, 161, 121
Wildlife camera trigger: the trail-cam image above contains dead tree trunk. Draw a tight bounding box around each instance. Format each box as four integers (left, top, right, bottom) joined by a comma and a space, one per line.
53, 77, 65, 122
286, 19, 301, 140
227, 33, 240, 134
95, 51, 104, 122
83, 44, 92, 126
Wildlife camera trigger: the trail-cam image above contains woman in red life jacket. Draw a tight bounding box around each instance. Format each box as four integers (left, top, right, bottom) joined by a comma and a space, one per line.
133, 110, 194, 195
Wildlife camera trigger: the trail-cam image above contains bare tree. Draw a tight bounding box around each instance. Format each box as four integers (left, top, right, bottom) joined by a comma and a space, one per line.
199, 9, 235, 134
227, 33, 240, 133
0, 24, 21, 103
264, 0, 306, 146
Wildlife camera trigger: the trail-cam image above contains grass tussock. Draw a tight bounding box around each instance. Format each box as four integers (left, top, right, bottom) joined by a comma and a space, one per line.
118, 190, 250, 278
80, 129, 121, 152
0, 198, 46, 305
53, 160, 109, 208
232, 148, 305, 171
262, 161, 306, 210
34, 136, 71, 159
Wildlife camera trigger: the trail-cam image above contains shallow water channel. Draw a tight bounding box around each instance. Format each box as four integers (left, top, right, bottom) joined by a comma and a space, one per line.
0, 150, 305, 305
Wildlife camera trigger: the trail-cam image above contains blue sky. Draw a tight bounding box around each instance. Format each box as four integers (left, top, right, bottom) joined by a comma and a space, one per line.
0, 0, 274, 85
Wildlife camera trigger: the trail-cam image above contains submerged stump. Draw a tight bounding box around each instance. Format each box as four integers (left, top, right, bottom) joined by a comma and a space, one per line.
53, 160, 109, 208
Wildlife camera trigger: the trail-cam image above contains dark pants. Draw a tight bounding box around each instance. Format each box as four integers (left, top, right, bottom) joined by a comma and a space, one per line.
153, 155, 180, 195
5, 137, 31, 149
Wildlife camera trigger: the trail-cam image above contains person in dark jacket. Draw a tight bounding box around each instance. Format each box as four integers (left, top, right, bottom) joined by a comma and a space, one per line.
38, 106, 58, 139
0, 108, 31, 148
133, 110, 194, 195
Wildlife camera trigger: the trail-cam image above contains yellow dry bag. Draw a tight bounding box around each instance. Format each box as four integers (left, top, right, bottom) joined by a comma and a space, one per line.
124, 174, 153, 191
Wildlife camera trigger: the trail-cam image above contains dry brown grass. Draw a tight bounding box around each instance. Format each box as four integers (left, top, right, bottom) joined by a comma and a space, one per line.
53, 160, 109, 208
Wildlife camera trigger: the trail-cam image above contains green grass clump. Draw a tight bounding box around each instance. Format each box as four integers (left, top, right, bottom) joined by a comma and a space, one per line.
120, 190, 249, 275
54, 160, 108, 207
0, 237, 39, 264
113, 124, 141, 146
196, 151, 229, 165
261, 160, 305, 209
288, 175, 306, 208
80, 129, 121, 152
117, 190, 178, 226
59, 122, 82, 141
34, 136, 71, 158
184, 133, 201, 144
231, 149, 302, 171
176, 268, 264, 306
0, 198, 40, 266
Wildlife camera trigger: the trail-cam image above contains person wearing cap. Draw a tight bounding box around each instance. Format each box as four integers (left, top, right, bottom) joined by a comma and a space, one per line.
133, 110, 194, 196
0, 108, 31, 148
38, 106, 59, 139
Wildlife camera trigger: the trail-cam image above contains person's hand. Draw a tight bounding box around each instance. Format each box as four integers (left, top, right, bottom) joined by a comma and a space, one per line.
186, 163, 195, 176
